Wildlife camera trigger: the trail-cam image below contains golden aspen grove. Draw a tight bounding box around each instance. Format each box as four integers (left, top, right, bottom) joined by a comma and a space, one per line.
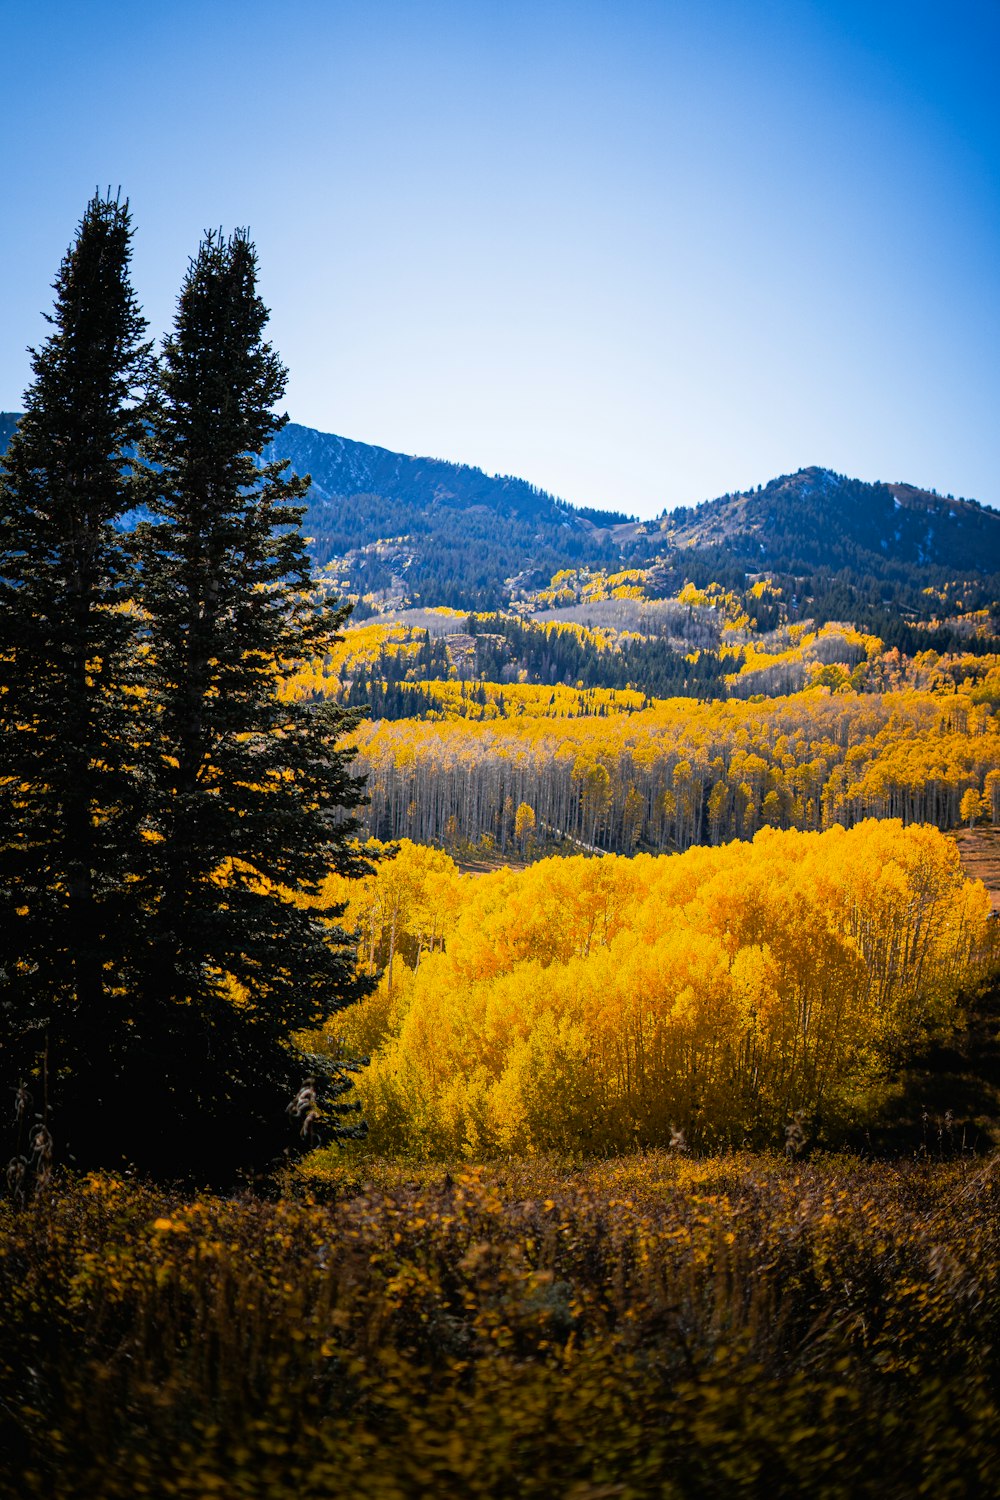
283, 605, 1000, 855
308, 824, 994, 1156
346, 682, 1000, 853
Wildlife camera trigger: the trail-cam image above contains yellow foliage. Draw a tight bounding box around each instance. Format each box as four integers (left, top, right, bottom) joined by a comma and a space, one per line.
6, 1155, 1000, 1493
349, 676, 1000, 854
322, 822, 993, 1157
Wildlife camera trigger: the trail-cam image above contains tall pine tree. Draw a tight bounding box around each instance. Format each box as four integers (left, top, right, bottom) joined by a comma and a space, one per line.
132, 229, 372, 1182
0, 195, 151, 1182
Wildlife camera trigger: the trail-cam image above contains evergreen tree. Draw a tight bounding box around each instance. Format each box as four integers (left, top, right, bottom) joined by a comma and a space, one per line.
0, 195, 151, 1184
131, 229, 372, 1183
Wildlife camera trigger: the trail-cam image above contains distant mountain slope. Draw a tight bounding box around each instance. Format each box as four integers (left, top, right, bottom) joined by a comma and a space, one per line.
664, 466, 1000, 577
265, 422, 631, 525
3, 416, 998, 621
0, 413, 633, 611
261, 423, 639, 609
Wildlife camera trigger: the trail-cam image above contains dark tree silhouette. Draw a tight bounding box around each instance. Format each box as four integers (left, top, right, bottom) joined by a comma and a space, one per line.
1, 208, 374, 1188
131, 229, 374, 1183
0, 194, 152, 1190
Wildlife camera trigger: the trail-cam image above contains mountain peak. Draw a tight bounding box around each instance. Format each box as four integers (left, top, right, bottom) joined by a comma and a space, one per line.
663, 466, 998, 576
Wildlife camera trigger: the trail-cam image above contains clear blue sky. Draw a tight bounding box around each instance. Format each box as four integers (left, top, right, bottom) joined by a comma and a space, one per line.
2, 0, 997, 517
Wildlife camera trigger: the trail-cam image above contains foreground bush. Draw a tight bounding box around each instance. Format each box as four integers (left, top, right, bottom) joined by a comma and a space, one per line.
2, 1153, 999, 1497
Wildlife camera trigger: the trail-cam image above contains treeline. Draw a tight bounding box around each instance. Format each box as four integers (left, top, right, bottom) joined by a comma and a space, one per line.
315, 824, 994, 1155
331, 614, 729, 709
579, 539, 1000, 661
348, 683, 1000, 853
468, 612, 729, 696
298, 577, 1000, 726
667, 554, 1000, 658
338, 631, 453, 719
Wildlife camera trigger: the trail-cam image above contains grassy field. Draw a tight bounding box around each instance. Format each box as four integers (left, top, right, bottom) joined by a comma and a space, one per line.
2, 1151, 999, 1498
951, 825, 1000, 915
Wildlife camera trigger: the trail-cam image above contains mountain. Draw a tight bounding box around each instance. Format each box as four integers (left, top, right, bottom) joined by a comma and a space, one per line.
663, 466, 1000, 579
0, 413, 635, 613
264, 422, 635, 528
3, 415, 998, 625
261, 423, 639, 610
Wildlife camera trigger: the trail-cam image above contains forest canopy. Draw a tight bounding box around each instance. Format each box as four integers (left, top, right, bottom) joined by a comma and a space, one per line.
310, 822, 995, 1158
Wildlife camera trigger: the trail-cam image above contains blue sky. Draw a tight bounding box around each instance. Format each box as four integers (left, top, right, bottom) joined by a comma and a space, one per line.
2, 0, 997, 517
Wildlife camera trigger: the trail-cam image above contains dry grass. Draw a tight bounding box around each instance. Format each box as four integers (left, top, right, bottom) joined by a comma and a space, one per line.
951, 825, 1000, 914
1, 1152, 999, 1497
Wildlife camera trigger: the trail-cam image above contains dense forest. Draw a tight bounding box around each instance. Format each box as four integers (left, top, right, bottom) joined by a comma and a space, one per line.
276, 600, 1000, 854
312, 823, 993, 1155
344, 682, 1000, 852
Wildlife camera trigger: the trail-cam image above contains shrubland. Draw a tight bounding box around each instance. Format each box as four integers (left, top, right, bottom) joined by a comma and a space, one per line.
2, 1154, 998, 1497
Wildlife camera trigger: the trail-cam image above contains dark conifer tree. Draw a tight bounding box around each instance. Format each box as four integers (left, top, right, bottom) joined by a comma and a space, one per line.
132, 229, 372, 1183
0, 195, 151, 1181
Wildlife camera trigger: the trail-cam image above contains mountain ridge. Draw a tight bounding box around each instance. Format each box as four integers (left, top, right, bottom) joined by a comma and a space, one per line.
2, 412, 998, 614
262, 421, 634, 527
661, 464, 1000, 579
